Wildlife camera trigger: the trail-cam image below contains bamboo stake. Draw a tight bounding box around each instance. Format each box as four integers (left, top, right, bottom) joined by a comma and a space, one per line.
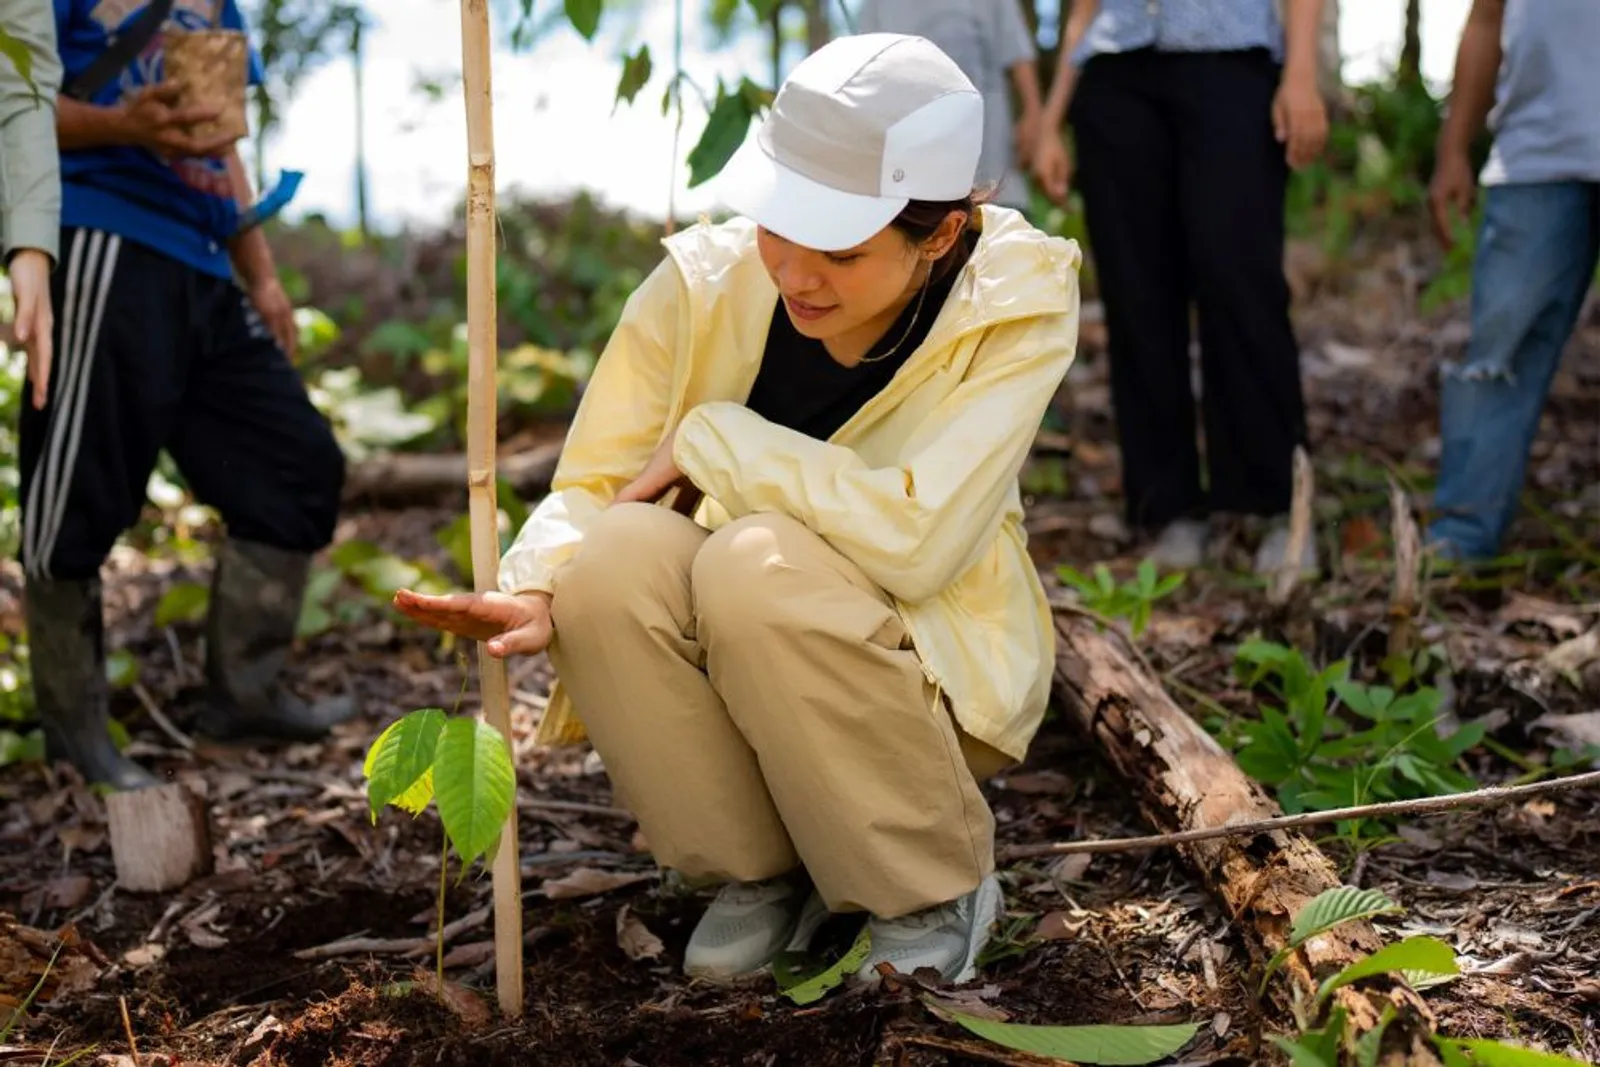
458, 0, 524, 1017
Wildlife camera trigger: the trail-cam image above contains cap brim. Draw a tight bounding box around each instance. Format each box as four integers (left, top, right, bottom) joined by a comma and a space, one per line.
716, 136, 908, 252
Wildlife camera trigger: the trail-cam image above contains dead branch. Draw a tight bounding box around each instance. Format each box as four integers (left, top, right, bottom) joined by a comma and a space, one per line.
291, 904, 491, 961
1045, 611, 1438, 1060
1003, 768, 1600, 861
1388, 477, 1422, 661
342, 443, 561, 506
1269, 446, 1315, 606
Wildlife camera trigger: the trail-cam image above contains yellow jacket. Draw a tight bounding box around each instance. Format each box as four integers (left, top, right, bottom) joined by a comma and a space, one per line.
500, 204, 1082, 762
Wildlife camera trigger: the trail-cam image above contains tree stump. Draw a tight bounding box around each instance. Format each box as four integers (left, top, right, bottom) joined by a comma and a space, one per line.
105, 783, 214, 893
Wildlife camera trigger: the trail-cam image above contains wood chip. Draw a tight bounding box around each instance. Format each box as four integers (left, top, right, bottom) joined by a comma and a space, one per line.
616, 906, 664, 962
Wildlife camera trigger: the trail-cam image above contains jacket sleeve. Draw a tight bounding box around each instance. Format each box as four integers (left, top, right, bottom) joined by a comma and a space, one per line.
0, 0, 63, 265
673, 309, 1077, 604
497, 255, 683, 596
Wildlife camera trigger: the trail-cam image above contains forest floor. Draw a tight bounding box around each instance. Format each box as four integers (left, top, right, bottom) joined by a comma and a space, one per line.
3, 254, 1598, 1066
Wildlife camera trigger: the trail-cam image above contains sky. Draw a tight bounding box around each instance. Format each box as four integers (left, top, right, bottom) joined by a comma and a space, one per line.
252, 0, 1476, 233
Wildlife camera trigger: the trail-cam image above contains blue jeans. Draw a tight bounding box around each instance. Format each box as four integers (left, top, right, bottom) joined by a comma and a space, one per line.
1430, 182, 1600, 561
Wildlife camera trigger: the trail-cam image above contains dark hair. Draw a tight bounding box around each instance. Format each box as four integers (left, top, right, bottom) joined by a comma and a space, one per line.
888, 183, 995, 281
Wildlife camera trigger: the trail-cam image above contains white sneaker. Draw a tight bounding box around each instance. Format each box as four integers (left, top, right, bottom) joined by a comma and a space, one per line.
1142, 518, 1209, 570
683, 874, 827, 981
854, 875, 1004, 987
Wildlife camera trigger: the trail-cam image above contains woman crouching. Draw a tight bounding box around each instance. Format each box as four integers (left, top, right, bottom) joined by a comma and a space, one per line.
394, 31, 1082, 987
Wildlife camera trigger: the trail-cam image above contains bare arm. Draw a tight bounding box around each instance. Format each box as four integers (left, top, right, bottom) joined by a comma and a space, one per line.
222, 147, 274, 286
1280, 0, 1323, 89
1010, 59, 1042, 120
1437, 0, 1505, 158
1038, 0, 1100, 132
1429, 0, 1505, 246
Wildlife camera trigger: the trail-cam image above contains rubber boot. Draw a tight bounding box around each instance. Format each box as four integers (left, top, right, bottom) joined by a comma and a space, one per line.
195, 537, 357, 743
24, 577, 159, 791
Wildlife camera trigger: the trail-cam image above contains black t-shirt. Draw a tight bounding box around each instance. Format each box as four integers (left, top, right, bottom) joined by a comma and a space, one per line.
745, 242, 968, 441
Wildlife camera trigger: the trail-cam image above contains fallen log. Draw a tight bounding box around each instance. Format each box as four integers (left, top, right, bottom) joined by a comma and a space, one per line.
342, 443, 562, 506
1043, 611, 1439, 1063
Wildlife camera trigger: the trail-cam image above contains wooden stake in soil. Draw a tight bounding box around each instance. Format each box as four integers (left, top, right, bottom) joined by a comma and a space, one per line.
1046, 612, 1438, 1061
105, 782, 213, 893
457, 0, 524, 1017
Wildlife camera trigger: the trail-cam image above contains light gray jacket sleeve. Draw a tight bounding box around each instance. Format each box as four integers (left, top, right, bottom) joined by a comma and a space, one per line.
0, 0, 63, 266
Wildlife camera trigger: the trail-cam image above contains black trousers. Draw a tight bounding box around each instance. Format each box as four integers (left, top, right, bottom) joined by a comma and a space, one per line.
18, 227, 346, 582
1070, 48, 1308, 529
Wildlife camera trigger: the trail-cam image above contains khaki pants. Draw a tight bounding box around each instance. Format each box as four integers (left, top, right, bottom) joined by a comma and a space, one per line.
547, 503, 1009, 919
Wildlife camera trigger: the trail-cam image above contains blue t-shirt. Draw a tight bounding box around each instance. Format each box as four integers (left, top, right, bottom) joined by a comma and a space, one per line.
54, 0, 266, 278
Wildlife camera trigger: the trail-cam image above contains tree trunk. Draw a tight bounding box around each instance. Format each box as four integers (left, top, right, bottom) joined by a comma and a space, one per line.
1046, 612, 1441, 1061
342, 443, 563, 506
352, 16, 370, 241
1398, 0, 1423, 87
801, 0, 830, 54
1318, 0, 1347, 112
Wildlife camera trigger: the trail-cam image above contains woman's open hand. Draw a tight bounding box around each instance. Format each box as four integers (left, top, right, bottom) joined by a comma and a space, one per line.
392, 588, 554, 658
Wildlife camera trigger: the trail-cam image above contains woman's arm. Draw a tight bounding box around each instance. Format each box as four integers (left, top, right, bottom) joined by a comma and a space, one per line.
673, 279, 1081, 604
1036, 0, 1100, 136
0, 0, 64, 266
497, 257, 683, 596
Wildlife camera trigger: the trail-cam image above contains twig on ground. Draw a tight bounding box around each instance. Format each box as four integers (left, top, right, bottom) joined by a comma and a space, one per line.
131, 682, 194, 751
520, 798, 635, 820
291, 904, 492, 961
118, 995, 141, 1066
1002, 768, 1600, 861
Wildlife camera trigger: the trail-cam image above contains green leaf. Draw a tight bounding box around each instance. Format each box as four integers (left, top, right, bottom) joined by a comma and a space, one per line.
686, 83, 757, 187
746, 0, 780, 19
1354, 1005, 1397, 1067
105, 650, 139, 690
154, 582, 210, 628
0, 26, 37, 99
1437, 1038, 1594, 1067
1317, 936, 1459, 1004
433, 716, 517, 870
774, 923, 872, 1005
1273, 1036, 1337, 1067
614, 43, 652, 108
349, 554, 423, 600
364, 708, 447, 822
1289, 887, 1402, 947
939, 1011, 1201, 1067
1262, 887, 1404, 994
565, 0, 602, 39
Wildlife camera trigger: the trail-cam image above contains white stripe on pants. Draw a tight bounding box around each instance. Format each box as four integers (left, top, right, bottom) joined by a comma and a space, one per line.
22, 229, 122, 581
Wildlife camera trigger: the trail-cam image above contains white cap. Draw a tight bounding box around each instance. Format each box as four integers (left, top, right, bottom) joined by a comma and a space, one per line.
716, 33, 984, 252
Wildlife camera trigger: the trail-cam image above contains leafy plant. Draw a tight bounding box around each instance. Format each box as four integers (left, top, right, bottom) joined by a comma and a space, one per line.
1266, 887, 1589, 1067
364, 706, 518, 981
1056, 560, 1184, 638
1220, 641, 1483, 851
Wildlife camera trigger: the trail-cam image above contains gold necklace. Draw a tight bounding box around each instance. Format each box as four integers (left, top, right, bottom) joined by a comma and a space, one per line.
854, 269, 932, 365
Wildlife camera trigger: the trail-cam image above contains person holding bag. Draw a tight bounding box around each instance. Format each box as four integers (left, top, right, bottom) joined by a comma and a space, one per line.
394, 33, 1082, 986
